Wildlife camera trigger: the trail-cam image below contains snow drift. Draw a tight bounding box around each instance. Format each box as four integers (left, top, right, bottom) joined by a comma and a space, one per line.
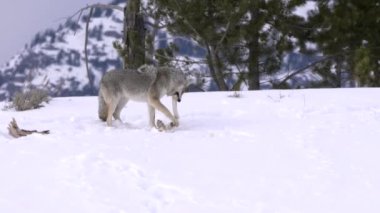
1, 89, 380, 213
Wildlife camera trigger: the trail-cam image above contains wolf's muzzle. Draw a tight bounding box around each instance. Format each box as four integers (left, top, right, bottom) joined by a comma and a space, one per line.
175, 92, 181, 102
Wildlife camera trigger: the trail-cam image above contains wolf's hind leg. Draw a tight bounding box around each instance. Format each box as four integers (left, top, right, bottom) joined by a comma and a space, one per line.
148, 104, 156, 128
106, 100, 118, 126
113, 98, 128, 121
98, 91, 108, 121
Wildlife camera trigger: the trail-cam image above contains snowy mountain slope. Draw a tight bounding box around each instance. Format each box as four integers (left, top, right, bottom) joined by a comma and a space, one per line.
0, 0, 322, 101
0, 0, 126, 101
0, 0, 206, 101
1, 89, 380, 213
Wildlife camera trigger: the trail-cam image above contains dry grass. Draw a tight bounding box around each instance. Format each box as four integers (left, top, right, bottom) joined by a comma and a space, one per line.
12, 89, 50, 111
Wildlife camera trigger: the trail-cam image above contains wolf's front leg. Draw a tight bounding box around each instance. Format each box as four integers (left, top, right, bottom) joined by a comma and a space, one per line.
149, 98, 178, 128
172, 96, 179, 120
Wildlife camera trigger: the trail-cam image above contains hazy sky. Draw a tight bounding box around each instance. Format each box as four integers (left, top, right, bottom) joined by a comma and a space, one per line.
0, 0, 112, 65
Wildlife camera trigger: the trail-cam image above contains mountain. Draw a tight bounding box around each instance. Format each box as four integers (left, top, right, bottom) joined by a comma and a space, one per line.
0, 0, 126, 101
0, 0, 318, 101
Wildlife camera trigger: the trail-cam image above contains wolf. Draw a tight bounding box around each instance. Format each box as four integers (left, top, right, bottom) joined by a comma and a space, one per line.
98, 65, 188, 130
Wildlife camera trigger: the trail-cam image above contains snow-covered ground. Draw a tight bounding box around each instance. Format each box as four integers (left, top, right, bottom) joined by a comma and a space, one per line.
1, 89, 380, 213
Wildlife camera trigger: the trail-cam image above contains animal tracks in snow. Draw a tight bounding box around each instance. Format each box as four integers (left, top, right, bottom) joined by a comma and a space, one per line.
58, 152, 193, 212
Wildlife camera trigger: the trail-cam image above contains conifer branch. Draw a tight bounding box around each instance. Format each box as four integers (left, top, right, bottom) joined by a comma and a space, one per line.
278, 55, 338, 85
145, 21, 169, 29
173, 0, 203, 42
147, 52, 207, 64
216, 21, 231, 49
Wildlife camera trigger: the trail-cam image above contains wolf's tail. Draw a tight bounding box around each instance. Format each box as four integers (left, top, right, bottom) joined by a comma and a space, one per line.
98, 89, 108, 122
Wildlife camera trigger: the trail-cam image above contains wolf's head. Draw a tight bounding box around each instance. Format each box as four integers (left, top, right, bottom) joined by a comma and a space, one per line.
168, 70, 190, 103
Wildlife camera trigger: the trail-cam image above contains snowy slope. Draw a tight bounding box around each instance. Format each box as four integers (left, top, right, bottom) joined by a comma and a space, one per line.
0, 0, 325, 101
1, 89, 380, 212
0, 0, 125, 101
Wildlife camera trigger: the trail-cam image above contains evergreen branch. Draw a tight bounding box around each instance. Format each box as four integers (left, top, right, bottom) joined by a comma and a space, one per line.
148, 52, 207, 64
233, 63, 249, 90
173, 0, 203, 42
145, 21, 169, 29
267, 20, 330, 31
277, 45, 380, 85
166, 35, 206, 50
216, 21, 231, 50
278, 55, 337, 85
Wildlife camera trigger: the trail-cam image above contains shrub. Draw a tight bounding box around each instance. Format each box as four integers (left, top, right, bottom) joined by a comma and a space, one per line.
12, 89, 50, 111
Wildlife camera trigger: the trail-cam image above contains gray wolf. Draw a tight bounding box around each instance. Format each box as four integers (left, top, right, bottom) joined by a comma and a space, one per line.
98, 65, 188, 130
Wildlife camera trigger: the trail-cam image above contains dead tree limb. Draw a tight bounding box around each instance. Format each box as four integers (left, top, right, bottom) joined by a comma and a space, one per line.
68, 3, 124, 85
84, 7, 94, 87
70, 3, 123, 21
8, 118, 50, 138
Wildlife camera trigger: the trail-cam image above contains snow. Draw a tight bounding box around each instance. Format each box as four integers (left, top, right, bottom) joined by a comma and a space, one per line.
1, 88, 380, 213
294, 1, 317, 20
0, 5, 125, 100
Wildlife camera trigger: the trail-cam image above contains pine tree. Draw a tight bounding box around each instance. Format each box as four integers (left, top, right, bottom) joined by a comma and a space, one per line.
155, 0, 307, 90
308, 0, 380, 87
238, 0, 307, 90
154, 0, 244, 90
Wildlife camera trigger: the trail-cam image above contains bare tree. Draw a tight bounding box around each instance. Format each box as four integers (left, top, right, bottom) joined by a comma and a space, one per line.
71, 0, 146, 79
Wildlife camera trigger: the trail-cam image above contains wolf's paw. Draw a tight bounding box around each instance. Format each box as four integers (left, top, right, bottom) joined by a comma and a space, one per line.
170, 121, 179, 128
155, 119, 178, 132
156, 120, 166, 132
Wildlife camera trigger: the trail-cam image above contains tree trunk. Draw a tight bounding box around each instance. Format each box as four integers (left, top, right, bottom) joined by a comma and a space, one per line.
247, 6, 260, 90
335, 56, 343, 87
247, 36, 260, 90
206, 45, 228, 91
374, 58, 380, 86
124, 0, 145, 69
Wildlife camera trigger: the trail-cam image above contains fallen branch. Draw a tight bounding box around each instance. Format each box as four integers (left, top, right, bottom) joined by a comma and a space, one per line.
7, 118, 50, 138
